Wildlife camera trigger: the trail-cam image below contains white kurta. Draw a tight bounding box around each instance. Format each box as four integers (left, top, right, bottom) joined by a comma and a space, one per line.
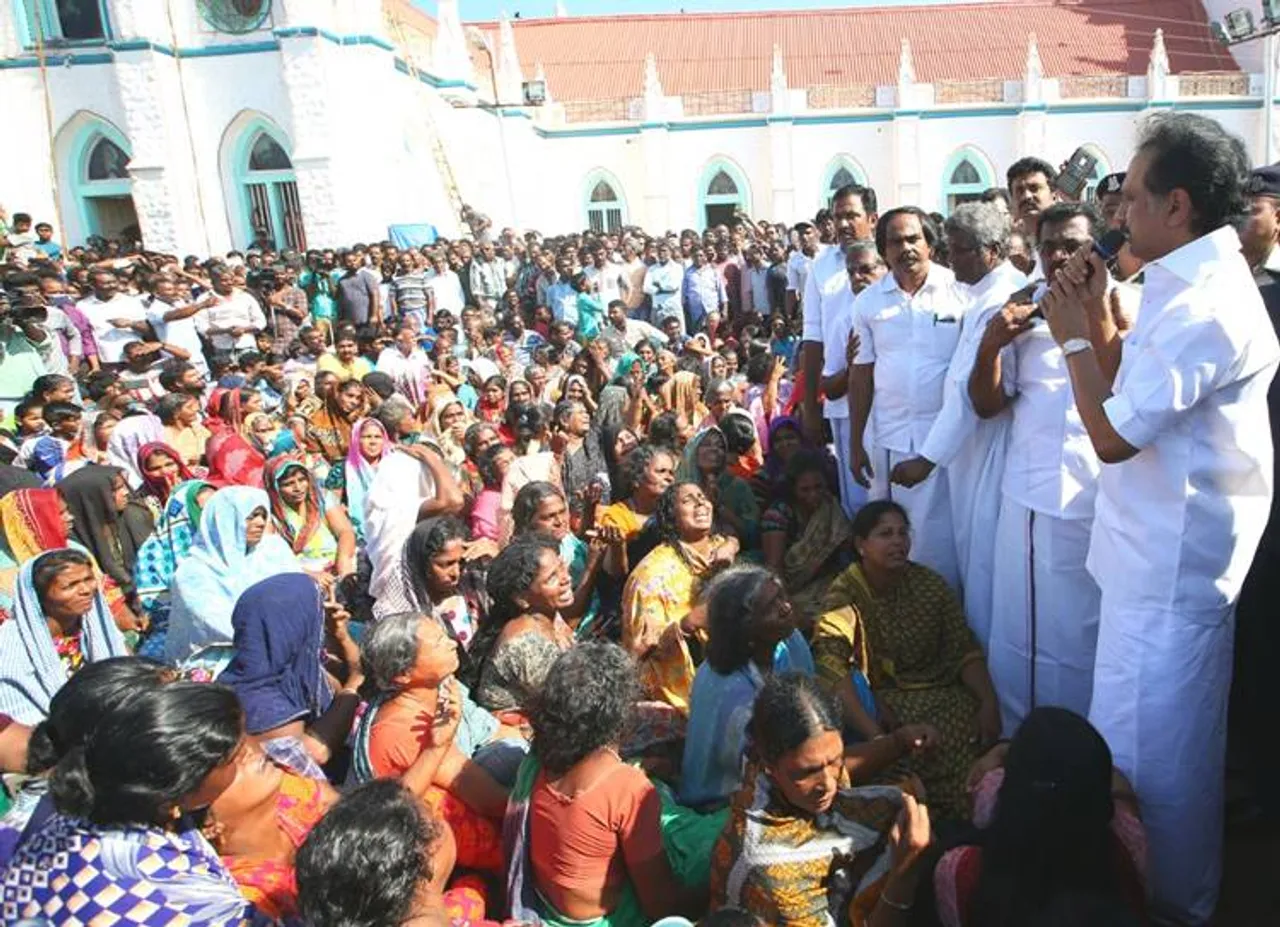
852, 264, 965, 589
918, 261, 1025, 645
1087, 226, 1280, 925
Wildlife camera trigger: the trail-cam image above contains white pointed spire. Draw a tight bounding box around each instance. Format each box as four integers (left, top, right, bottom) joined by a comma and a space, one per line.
1147, 27, 1171, 99
643, 52, 663, 100
770, 44, 787, 95
534, 61, 551, 102
497, 13, 523, 104
1025, 33, 1043, 81
555, 0, 568, 16
898, 38, 916, 87
432, 0, 474, 85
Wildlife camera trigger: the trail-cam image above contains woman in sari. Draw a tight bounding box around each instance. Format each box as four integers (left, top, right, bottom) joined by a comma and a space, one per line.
559, 373, 596, 414
165, 486, 303, 663
135, 441, 195, 519
352, 613, 521, 877
265, 456, 357, 587
0, 549, 130, 724
710, 673, 929, 927
461, 421, 502, 502
285, 373, 323, 418
620, 481, 738, 714
762, 449, 853, 634
156, 393, 209, 468
597, 445, 678, 580
244, 411, 280, 460
425, 396, 471, 484
812, 501, 1001, 822
133, 480, 215, 661
678, 426, 760, 551
3, 682, 259, 924
218, 573, 364, 775
660, 370, 707, 427
105, 412, 165, 490
205, 389, 268, 488
305, 377, 366, 466
81, 408, 120, 465
470, 535, 575, 720
58, 463, 153, 627
475, 374, 507, 426
505, 643, 722, 927
0, 487, 76, 624
333, 417, 391, 544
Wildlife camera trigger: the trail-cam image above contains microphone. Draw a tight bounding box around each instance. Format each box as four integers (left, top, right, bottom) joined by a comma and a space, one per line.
1025, 228, 1129, 319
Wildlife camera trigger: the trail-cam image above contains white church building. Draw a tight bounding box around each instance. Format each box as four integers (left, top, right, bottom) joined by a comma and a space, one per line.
0, 0, 1272, 254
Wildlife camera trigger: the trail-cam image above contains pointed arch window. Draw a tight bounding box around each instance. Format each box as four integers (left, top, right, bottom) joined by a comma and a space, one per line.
698, 160, 751, 229
239, 129, 305, 250
941, 147, 994, 215
582, 171, 628, 233
86, 137, 128, 181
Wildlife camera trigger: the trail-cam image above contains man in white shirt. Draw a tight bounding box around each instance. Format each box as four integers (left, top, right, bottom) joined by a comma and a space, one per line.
964, 203, 1110, 732
848, 207, 964, 589
545, 256, 579, 330
620, 241, 649, 320
584, 245, 628, 309
75, 270, 148, 365
800, 183, 879, 517
643, 242, 685, 334
203, 265, 266, 360
425, 253, 464, 321
599, 300, 665, 359
891, 203, 1026, 648
147, 277, 212, 376
786, 221, 821, 321
1041, 114, 1280, 925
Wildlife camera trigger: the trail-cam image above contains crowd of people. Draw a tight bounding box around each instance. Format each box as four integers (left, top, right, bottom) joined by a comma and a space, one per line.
0, 109, 1274, 927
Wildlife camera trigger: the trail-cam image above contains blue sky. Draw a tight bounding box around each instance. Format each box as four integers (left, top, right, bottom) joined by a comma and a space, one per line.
418, 0, 972, 21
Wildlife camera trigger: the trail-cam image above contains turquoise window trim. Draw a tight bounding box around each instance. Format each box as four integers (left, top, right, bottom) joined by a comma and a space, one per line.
819, 155, 869, 209
65, 117, 132, 240
582, 168, 628, 232
1079, 143, 1112, 201
697, 157, 752, 225
227, 117, 298, 249
940, 145, 995, 215
13, 0, 113, 48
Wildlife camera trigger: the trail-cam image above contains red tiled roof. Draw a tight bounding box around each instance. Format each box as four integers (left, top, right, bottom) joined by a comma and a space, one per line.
468, 0, 1237, 103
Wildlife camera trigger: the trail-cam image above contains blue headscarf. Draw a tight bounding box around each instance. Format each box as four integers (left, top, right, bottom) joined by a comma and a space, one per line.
218, 573, 332, 735
164, 486, 302, 663
0, 549, 128, 724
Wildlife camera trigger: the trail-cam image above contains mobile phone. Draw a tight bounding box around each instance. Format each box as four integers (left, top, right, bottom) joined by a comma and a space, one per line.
1054, 147, 1099, 201
1026, 228, 1128, 320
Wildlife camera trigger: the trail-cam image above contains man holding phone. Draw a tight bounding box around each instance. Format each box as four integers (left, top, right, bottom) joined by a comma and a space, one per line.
1006, 157, 1060, 242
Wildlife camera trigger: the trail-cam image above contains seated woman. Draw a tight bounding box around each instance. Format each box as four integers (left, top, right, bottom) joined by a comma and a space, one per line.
507, 643, 723, 927
333, 416, 391, 545
812, 501, 1001, 822
305, 377, 366, 468
3, 682, 258, 924
205, 388, 268, 487
353, 612, 522, 874
470, 442, 515, 543
298, 779, 501, 927
461, 421, 502, 501
512, 481, 611, 639
597, 443, 679, 578
426, 396, 473, 486
475, 374, 508, 426
0, 487, 77, 623
620, 481, 738, 714
165, 486, 303, 664
135, 441, 195, 520
0, 657, 172, 868
710, 674, 931, 927
678, 427, 760, 551
133, 480, 216, 660
265, 456, 357, 591
58, 463, 152, 630
0, 550, 130, 724
934, 707, 1147, 927
157, 392, 211, 469
218, 573, 364, 776
471, 535, 575, 720
761, 449, 853, 634
498, 404, 562, 543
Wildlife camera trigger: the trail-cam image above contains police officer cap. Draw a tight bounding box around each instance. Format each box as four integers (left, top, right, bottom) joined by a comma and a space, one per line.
1097, 172, 1126, 196
1246, 164, 1280, 198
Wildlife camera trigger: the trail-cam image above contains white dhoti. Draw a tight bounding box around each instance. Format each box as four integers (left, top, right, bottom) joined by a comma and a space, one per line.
1088, 600, 1233, 926
828, 418, 868, 520
986, 498, 1100, 735
945, 421, 1008, 649
868, 446, 959, 591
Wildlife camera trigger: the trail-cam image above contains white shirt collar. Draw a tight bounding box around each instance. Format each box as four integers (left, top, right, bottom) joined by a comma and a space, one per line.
1151, 225, 1242, 285
967, 261, 1025, 302
881, 262, 944, 296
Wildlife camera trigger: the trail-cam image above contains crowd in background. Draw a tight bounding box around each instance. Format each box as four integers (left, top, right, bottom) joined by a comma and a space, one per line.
0, 109, 1275, 927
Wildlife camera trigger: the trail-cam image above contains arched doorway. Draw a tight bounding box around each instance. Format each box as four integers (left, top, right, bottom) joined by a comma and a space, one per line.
583, 171, 627, 233
222, 115, 307, 251
698, 159, 751, 229
820, 156, 869, 209
941, 146, 995, 215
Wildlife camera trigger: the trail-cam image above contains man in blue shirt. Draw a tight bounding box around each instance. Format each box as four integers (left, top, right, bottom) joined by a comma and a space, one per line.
32, 223, 62, 261
681, 246, 726, 334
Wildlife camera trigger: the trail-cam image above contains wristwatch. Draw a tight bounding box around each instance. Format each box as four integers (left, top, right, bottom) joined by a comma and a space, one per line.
1061, 337, 1093, 357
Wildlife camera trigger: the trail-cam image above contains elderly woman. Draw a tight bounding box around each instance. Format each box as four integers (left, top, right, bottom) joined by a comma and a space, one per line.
425, 396, 472, 483
156, 392, 210, 468
0, 549, 130, 723
762, 449, 853, 633
470, 535, 575, 719
620, 481, 738, 714
597, 443, 678, 578
165, 486, 303, 663
332, 417, 391, 544
506, 643, 723, 927
205, 388, 268, 487
678, 426, 759, 550
264, 456, 357, 587
813, 501, 1001, 822
3, 682, 257, 923
352, 612, 522, 875
710, 674, 931, 927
